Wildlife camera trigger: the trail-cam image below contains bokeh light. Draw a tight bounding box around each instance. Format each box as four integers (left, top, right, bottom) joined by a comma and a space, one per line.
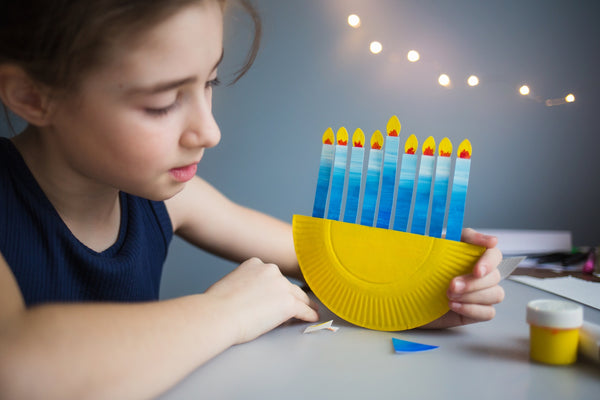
348, 14, 361, 28
438, 74, 450, 87
369, 41, 383, 54
565, 93, 575, 103
467, 75, 479, 87
519, 85, 530, 96
407, 50, 420, 62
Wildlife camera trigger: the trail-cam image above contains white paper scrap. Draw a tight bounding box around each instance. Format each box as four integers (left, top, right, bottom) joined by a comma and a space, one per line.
303, 320, 339, 334
509, 275, 600, 310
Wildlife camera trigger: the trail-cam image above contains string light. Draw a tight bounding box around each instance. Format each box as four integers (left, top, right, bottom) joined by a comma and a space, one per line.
438, 74, 450, 87
565, 93, 575, 103
348, 14, 361, 28
407, 50, 420, 62
369, 41, 383, 54
519, 85, 530, 96
467, 75, 479, 87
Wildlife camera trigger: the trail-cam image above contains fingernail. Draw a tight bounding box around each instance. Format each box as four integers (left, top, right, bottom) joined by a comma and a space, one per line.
453, 279, 465, 292
477, 264, 488, 276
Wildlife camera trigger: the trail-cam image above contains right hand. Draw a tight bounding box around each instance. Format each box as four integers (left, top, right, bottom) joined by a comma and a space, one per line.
205, 257, 319, 344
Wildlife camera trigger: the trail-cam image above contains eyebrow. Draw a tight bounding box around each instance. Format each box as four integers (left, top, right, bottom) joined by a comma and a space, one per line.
126, 49, 224, 95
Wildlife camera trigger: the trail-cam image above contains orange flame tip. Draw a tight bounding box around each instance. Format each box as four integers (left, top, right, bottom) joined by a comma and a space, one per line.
438, 137, 453, 157
336, 127, 349, 146
322, 127, 335, 145
422, 136, 436, 156
404, 134, 418, 154
370, 130, 384, 150
352, 128, 365, 148
386, 115, 401, 137
457, 139, 472, 159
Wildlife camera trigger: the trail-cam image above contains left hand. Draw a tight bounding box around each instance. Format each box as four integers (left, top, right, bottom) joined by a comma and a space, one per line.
420, 228, 504, 329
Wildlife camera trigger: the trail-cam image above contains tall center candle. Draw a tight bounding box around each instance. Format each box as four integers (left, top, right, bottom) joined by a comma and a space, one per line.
446, 140, 472, 241
411, 136, 436, 236
312, 127, 335, 218
327, 127, 349, 221
429, 138, 453, 238
343, 128, 366, 224
393, 134, 418, 232
360, 130, 384, 227
376, 115, 401, 229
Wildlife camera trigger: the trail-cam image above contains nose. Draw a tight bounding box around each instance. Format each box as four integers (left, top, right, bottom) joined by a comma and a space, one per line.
179, 96, 221, 149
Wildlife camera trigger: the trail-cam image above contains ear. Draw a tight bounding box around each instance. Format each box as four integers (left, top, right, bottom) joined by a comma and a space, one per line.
0, 65, 54, 126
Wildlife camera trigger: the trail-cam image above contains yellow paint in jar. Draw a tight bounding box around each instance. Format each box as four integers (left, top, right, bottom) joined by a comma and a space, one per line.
526, 299, 583, 365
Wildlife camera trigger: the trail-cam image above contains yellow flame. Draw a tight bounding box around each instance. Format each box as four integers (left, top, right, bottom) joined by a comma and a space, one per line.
438, 137, 453, 157
370, 130, 384, 150
457, 139, 472, 159
352, 128, 366, 147
404, 134, 418, 154
422, 136, 436, 156
336, 127, 349, 146
386, 115, 401, 137
322, 127, 334, 145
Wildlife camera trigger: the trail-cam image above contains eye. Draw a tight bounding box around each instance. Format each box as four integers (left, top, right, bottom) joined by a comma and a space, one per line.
144, 98, 181, 117
206, 77, 221, 88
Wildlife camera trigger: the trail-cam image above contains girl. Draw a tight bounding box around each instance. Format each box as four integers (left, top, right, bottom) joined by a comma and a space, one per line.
0, 1, 503, 399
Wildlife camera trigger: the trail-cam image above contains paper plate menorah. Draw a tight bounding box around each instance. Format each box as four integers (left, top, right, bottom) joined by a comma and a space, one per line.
293, 115, 485, 331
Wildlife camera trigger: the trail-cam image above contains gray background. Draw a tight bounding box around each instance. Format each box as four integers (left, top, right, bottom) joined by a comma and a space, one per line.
2, 0, 599, 299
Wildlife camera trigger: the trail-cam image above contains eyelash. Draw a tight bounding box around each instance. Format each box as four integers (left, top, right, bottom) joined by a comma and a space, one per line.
144, 77, 220, 117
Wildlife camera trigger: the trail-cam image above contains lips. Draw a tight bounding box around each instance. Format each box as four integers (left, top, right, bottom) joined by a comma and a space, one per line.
169, 163, 198, 182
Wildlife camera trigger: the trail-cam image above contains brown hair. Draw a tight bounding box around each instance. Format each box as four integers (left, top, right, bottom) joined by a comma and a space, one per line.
0, 0, 261, 123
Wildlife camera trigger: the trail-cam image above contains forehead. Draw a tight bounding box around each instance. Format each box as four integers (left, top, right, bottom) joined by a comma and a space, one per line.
90, 2, 224, 90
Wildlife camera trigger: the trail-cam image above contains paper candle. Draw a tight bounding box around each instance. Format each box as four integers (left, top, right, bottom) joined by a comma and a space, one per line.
446, 140, 472, 241
327, 127, 349, 221
428, 138, 453, 238
312, 127, 335, 218
343, 128, 366, 224
376, 115, 401, 229
392, 134, 418, 232
360, 130, 384, 227
411, 136, 436, 235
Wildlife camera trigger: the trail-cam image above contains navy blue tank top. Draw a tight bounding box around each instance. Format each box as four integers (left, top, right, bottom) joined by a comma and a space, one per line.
0, 137, 173, 306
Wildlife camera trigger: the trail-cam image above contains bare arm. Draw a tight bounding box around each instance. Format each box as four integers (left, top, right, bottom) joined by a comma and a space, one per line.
0, 253, 317, 400
166, 176, 303, 280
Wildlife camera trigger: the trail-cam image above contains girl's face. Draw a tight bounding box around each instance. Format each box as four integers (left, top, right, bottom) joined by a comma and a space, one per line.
47, 1, 224, 200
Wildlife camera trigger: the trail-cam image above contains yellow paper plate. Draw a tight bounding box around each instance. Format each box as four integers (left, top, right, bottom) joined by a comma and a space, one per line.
292, 215, 485, 331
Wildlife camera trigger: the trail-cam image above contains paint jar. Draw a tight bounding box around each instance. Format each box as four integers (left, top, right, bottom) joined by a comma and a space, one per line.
526, 299, 583, 365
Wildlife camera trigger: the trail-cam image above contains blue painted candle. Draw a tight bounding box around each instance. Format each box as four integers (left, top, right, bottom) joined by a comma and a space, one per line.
360, 130, 384, 227
411, 136, 436, 235
343, 128, 366, 224
446, 140, 472, 241
312, 127, 335, 218
428, 138, 453, 238
393, 134, 418, 232
376, 115, 401, 229
326, 127, 349, 221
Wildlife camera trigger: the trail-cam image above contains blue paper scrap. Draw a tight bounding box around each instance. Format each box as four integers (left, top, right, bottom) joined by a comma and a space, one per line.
392, 337, 439, 353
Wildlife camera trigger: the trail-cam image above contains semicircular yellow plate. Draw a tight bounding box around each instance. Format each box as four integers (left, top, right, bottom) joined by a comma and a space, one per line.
293, 215, 485, 331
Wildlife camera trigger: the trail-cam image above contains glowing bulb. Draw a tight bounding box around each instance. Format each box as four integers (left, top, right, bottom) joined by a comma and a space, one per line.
565, 93, 575, 103
467, 75, 479, 86
407, 50, 420, 62
438, 74, 450, 87
348, 14, 361, 28
370, 41, 383, 54
519, 85, 530, 96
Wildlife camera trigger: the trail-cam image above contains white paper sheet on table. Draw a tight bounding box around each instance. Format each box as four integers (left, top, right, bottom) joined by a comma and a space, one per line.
509, 275, 600, 310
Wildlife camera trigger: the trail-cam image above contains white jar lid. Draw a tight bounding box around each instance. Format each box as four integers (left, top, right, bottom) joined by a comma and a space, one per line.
526, 299, 583, 329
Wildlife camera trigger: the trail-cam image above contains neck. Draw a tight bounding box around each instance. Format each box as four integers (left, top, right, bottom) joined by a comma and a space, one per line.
12, 126, 122, 252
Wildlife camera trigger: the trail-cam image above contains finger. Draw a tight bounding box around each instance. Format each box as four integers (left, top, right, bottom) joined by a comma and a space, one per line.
292, 297, 320, 322
449, 302, 496, 322
290, 283, 318, 311
461, 228, 498, 248
449, 285, 505, 305
449, 268, 501, 295
472, 247, 503, 278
